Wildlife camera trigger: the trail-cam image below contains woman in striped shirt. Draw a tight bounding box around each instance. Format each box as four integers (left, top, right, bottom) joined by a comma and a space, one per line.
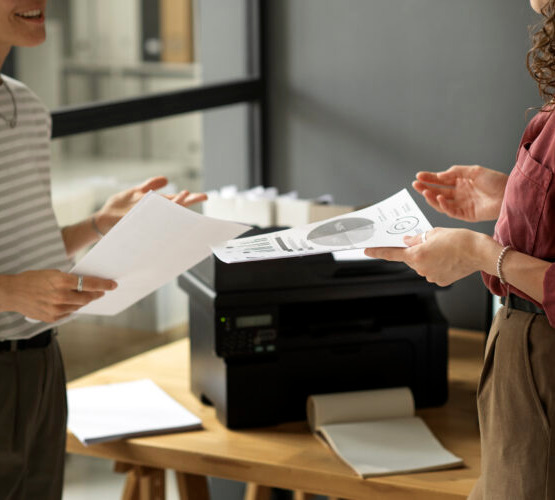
0, 2, 206, 498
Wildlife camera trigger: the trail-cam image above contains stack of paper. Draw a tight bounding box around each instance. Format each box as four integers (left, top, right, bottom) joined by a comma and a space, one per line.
67, 379, 202, 446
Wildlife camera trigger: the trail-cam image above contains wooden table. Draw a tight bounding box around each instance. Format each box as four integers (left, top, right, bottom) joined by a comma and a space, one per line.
66, 329, 484, 500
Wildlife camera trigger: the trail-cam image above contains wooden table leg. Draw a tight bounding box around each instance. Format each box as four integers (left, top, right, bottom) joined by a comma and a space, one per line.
247, 485, 334, 500
114, 462, 166, 500
115, 462, 139, 500
139, 467, 165, 500
294, 491, 345, 500
244, 483, 272, 500
175, 472, 210, 500
120, 468, 140, 500
293, 492, 316, 500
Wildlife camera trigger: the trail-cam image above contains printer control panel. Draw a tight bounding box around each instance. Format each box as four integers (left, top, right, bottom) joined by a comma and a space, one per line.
216, 310, 278, 358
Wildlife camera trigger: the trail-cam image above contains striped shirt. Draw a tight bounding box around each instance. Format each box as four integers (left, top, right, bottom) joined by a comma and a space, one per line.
0, 75, 70, 340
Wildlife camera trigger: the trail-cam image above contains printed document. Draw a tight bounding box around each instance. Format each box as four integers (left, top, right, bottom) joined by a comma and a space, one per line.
211, 189, 432, 263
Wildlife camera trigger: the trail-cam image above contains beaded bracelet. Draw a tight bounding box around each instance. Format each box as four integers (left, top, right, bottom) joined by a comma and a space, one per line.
496, 245, 511, 285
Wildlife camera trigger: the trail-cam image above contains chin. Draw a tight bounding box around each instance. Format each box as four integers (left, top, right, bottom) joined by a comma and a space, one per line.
18, 33, 46, 47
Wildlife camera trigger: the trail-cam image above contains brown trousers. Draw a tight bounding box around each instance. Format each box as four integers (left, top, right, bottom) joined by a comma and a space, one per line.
0, 337, 67, 500
469, 307, 555, 500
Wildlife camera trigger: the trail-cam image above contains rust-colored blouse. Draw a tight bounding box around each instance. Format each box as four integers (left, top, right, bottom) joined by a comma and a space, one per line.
482, 108, 555, 326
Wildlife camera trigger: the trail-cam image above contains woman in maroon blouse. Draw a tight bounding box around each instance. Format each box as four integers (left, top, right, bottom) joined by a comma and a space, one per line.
366, 1, 555, 498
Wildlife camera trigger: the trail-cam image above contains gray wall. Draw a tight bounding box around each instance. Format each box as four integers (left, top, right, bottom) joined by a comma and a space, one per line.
198, 0, 251, 191
266, 0, 541, 330
197, 5, 253, 498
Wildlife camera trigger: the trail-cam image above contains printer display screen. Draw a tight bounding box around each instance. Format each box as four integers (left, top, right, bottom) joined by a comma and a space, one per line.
236, 314, 273, 329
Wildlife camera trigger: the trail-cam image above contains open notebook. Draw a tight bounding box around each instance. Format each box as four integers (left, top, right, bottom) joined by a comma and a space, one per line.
67, 379, 202, 446
307, 387, 463, 477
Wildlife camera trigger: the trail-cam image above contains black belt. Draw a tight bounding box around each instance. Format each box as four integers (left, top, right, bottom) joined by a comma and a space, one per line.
0, 328, 55, 352
501, 294, 545, 315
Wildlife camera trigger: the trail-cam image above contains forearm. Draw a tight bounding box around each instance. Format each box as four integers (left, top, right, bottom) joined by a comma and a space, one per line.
0, 274, 15, 313
472, 233, 549, 303
61, 214, 103, 258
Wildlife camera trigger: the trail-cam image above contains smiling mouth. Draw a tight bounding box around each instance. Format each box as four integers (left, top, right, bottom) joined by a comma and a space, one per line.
16, 9, 43, 20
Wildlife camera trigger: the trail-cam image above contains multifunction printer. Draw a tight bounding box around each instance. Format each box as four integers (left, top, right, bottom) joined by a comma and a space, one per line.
179, 236, 449, 429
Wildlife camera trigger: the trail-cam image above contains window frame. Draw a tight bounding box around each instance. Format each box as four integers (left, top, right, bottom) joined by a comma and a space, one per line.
46, 0, 268, 187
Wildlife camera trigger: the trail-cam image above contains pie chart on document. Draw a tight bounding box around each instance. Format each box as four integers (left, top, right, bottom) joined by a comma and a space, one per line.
306, 218, 376, 247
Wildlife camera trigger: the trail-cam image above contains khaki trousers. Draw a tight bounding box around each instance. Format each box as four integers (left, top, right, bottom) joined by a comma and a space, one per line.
469, 307, 555, 500
0, 337, 67, 500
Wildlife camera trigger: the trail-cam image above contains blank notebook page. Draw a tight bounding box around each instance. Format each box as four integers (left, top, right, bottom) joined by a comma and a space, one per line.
320, 416, 463, 476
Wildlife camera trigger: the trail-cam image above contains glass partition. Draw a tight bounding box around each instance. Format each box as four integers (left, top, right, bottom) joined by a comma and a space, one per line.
13, 0, 253, 109
5, 0, 266, 333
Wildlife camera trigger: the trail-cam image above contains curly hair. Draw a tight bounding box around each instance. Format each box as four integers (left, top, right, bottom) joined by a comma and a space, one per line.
527, 1, 555, 104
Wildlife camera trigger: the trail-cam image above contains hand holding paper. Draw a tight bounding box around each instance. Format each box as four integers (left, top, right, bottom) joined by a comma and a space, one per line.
68, 188, 432, 317
71, 192, 249, 316
92, 176, 208, 237
364, 225, 484, 287
211, 189, 433, 263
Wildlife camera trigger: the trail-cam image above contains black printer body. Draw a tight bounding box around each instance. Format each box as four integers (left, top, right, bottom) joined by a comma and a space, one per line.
178, 249, 449, 429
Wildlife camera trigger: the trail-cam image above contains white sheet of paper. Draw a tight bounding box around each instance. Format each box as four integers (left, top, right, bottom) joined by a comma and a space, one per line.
332, 249, 371, 261
67, 379, 202, 446
211, 189, 432, 264
71, 191, 249, 315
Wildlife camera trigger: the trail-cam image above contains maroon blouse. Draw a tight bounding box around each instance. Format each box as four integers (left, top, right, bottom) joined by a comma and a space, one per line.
482, 108, 555, 326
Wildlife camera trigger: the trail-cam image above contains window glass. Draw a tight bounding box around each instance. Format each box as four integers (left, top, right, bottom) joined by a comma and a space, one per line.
12, 0, 251, 109
197, 0, 250, 84
50, 112, 203, 229
49, 112, 203, 333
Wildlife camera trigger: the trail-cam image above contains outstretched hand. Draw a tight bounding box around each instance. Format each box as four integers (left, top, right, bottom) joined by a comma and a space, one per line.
413, 165, 508, 222
93, 177, 208, 235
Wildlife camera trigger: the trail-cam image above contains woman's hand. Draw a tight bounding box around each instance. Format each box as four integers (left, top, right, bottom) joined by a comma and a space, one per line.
0, 270, 118, 323
62, 177, 208, 258
366, 225, 553, 305
93, 176, 208, 235
364, 228, 490, 287
413, 165, 508, 222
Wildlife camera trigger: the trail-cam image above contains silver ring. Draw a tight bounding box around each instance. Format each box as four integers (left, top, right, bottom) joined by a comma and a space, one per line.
77, 275, 84, 293
421, 231, 427, 243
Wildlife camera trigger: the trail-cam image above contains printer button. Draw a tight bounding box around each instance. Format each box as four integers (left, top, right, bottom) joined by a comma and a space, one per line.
257, 329, 277, 342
